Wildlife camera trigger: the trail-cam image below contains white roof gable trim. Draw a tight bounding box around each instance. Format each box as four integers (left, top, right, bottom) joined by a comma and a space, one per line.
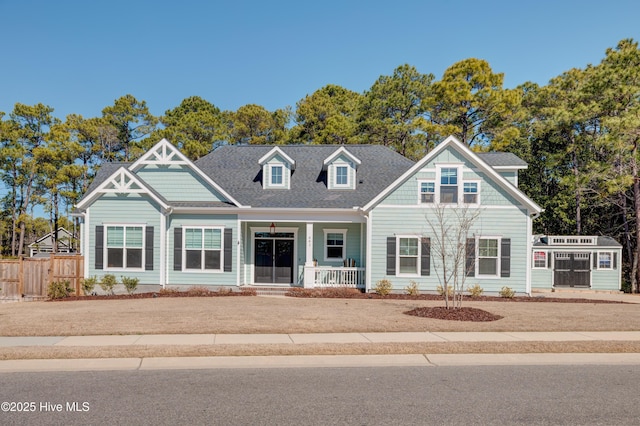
323, 146, 362, 170
129, 138, 244, 207
362, 135, 543, 214
258, 146, 296, 170
129, 138, 190, 168
76, 167, 169, 210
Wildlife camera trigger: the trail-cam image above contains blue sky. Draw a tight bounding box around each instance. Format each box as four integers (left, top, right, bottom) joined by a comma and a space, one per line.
1, 0, 640, 121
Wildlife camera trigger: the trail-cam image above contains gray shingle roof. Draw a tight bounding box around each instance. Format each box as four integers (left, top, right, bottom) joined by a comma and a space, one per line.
195, 144, 415, 208
477, 152, 527, 168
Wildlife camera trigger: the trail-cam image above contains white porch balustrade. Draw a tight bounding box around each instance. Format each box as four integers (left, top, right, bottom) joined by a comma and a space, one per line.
306, 266, 365, 288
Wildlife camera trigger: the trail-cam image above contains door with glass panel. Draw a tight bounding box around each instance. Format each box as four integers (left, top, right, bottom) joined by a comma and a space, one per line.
254, 232, 294, 284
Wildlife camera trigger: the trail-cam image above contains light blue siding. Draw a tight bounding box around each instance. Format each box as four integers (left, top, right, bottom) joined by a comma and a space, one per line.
380, 146, 522, 207
370, 207, 530, 293
88, 194, 162, 285
168, 214, 238, 286
136, 165, 227, 202
313, 224, 363, 266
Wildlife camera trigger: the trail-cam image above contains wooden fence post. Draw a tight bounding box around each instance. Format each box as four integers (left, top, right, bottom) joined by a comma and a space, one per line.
18, 256, 24, 299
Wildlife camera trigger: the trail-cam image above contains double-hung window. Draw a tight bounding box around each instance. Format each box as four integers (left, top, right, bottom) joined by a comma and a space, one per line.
106, 225, 143, 269
270, 165, 283, 186
398, 237, 419, 275
420, 182, 435, 203
440, 168, 458, 203
325, 230, 346, 261
463, 182, 478, 204
336, 166, 348, 186
477, 238, 499, 276
184, 227, 223, 271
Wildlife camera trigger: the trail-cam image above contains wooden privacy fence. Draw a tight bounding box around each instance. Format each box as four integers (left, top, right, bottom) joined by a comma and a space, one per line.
0, 255, 84, 301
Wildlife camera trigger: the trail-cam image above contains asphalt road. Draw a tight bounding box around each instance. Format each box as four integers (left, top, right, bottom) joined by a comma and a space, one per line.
1, 365, 638, 425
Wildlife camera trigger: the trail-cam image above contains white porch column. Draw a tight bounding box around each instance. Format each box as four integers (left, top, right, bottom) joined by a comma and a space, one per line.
303, 222, 315, 288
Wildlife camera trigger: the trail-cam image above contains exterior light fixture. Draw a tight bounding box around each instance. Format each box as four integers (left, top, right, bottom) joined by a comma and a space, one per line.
270, 222, 276, 236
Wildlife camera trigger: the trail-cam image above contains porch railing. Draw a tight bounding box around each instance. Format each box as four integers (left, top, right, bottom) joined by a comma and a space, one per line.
308, 266, 365, 288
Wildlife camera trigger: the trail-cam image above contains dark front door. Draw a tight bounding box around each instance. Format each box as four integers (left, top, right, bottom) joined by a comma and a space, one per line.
554, 252, 591, 287
255, 238, 294, 284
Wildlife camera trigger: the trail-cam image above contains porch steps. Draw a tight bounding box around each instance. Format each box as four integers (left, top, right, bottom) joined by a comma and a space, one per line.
250, 287, 294, 296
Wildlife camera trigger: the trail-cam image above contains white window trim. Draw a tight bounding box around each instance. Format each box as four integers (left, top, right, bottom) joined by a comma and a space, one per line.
597, 251, 613, 270
417, 179, 435, 204
182, 226, 224, 273
476, 236, 501, 279
532, 250, 548, 269
329, 162, 354, 189
334, 165, 350, 187
324, 229, 347, 262
104, 223, 146, 272
396, 235, 421, 277
436, 164, 461, 205
463, 180, 481, 206
269, 164, 286, 188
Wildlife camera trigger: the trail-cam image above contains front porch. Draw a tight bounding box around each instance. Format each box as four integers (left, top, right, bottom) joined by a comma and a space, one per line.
239, 219, 367, 289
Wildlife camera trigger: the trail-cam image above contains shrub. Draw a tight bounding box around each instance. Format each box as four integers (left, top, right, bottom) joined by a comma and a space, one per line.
99, 274, 117, 295
467, 283, 484, 298
405, 280, 420, 296
82, 276, 98, 295
48, 280, 73, 299
121, 276, 139, 295
374, 279, 393, 296
499, 286, 515, 298
436, 284, 453, 297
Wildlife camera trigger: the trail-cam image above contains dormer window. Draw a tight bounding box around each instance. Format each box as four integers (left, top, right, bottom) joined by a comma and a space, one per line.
270, 165, 283, 186
258, 147, 295, 190
323, 147, 361, 190
336, 166, 348, 186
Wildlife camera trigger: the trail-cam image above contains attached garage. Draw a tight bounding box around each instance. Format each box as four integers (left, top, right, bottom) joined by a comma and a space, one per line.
531, 236, 622, 292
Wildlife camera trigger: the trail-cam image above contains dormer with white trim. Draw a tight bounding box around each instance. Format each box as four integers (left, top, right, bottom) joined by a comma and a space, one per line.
323, 147, 361, 190
258, 147, 295, 190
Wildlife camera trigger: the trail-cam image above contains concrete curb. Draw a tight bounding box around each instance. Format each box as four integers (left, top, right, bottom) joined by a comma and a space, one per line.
1, 353, 640, 372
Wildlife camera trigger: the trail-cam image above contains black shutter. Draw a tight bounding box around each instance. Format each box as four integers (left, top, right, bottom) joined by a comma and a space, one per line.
386, 237, 396, 275
613, 252, 617, 269
465, 238, 475, 277
95, 226, 104, 270
174, 227, 182, 271
421, 237, 430, 276
593, 252, 598, 269
224, 228, 233, 272
501, 238, 511, 277
145, 227, 154, 271
548, 251, 552, 268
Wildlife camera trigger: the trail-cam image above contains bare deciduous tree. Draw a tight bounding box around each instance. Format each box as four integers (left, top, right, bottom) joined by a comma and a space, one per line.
425, 205, 481, 309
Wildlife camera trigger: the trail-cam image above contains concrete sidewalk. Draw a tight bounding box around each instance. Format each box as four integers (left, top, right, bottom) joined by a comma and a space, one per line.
2, 331, 640, 347
1, 353, 640, 373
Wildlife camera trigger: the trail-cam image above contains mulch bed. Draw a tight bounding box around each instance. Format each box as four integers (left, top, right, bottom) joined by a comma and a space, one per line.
50, 288, 257, 301
405, 306, 504, 322
284, 287, 627, 304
